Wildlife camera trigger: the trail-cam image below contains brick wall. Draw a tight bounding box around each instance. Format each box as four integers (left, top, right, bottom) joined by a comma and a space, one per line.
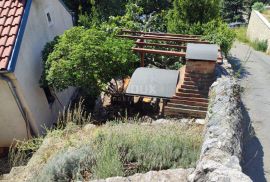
186, 60, 216, 74
247, 10, 270, 54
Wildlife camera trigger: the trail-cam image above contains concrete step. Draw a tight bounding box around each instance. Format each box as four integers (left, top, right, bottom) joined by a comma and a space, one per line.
176, 92, 208, 98
184, 76, 216, 83
169, 99, 208, 107
164, 107, 207, 118
172, 96, 208, 103
167, 102, 208, 111
185, 72, 215, 79
181, 84, 198, 90
178, 88, 209, 95
183, 81, 214, 89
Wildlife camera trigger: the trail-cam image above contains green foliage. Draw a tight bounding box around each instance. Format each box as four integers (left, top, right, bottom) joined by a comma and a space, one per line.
99, 3, 144, 33
34, 146, 96, 182
167, 0, 220, 34
251, 39, 268, 52
221, 0, 245, 23
9, 138, 44, 167
31, 123, 202, 181
252, 2, 266, 12
202, 19, 236, 55
234, 27, 249, 43
42, 27, 137, 96
234, 27, 268, 52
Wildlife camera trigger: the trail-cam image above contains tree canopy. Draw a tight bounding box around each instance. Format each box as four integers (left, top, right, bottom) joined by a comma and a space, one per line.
41, 27, 138, 96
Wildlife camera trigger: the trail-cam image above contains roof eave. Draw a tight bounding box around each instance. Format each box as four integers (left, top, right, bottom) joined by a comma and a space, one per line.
7, 0, 32, 72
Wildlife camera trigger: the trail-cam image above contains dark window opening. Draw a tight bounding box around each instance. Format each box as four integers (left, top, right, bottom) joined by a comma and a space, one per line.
43, 87, 55, 105
46, 13, 52, 23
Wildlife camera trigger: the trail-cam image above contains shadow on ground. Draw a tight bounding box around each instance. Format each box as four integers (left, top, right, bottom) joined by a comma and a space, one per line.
228, 55, 267, 181
227, 55, 251, 79
241, 103, 267, 182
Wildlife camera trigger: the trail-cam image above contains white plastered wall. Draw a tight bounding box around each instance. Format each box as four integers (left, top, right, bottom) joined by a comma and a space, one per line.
13, 0, 74, 136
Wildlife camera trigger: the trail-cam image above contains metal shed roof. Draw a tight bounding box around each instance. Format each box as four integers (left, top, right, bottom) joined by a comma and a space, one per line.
126, 68, 179, 98
186, 43, 219, 62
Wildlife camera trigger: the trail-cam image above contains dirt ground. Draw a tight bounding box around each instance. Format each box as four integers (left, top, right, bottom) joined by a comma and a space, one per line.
0, 155, 11, 176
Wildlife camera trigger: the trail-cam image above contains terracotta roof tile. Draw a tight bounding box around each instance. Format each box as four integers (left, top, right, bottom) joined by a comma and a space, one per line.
0, 0, 26, 70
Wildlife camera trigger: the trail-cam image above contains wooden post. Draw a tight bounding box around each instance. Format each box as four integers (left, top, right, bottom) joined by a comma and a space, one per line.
139, 36, 145, 67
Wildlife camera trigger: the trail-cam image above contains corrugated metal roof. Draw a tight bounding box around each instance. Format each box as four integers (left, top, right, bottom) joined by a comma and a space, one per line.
186, 43, 218, 62
126, 67, 179, 98
0, 0, 26, 70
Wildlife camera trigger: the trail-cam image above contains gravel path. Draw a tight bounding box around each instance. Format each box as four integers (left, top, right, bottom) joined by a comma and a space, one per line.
230, 42, 270, 182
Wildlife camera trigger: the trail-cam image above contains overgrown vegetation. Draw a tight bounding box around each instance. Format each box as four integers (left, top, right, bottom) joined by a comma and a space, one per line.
8, 102, 203, 181
234, 27, 268, 52
31, 123, 202, 181
41, 27, 138, 97
252, 2, 266, 12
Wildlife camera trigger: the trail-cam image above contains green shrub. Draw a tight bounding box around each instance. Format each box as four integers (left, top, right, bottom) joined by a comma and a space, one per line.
251, 39, 268, 52
202, 19, 236, 55
252, 2, 266, 12
32, 123, 202, 181
33, 145, 96, 182
234, 27, 249, 43
41, 27, 138, 97
9, 138, 44, 167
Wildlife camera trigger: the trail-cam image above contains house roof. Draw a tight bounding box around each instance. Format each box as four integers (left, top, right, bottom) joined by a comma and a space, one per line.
0, 0, 26, 70
126, 67, 179, 98
186, 43, 219, 62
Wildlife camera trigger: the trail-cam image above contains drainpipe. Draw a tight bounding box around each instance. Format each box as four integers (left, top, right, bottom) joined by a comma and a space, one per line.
0, 71, 34, 139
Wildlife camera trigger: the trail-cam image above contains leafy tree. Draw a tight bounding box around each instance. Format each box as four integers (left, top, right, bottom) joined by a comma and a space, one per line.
167, 0, 220, 34
41, 27, 138, 96
252, 2, 266, 12
221, 0, 245, 22
202, 19, 236, 55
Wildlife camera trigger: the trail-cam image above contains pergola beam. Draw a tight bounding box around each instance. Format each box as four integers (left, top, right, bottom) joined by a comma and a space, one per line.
121, 29, 201, 38
135, 42, 187, 50
132, 47, 186, 57
118, 35, 210, 44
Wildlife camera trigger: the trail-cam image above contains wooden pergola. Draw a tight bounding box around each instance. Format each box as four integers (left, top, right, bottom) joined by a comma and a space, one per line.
118, 30, 222, 67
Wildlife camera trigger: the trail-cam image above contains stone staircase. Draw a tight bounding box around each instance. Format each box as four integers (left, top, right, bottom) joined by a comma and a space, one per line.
164, 71, 216, 118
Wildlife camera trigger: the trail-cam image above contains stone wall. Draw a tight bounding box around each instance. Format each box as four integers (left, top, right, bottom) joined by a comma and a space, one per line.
188, 60, 252, 182
247, 10, 270, 53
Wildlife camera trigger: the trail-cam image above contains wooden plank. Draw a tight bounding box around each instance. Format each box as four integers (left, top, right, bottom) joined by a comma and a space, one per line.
132, 47, 186, 57
121, 29, 201, 38
118, 35, 210, 44
135, 42, 187, 49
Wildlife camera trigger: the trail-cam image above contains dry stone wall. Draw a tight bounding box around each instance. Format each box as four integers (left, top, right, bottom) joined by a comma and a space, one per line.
188, 60, 252, 182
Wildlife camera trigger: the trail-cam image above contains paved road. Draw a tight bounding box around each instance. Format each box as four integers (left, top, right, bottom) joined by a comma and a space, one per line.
230, 42, 270, 182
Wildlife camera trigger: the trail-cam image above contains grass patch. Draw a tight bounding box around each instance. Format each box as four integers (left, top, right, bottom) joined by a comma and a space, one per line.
234, 27, 250, 44
250, 39, 268, 52
262, 9, 270, 21
234, 27, 268, 52
32, 123, 202, 181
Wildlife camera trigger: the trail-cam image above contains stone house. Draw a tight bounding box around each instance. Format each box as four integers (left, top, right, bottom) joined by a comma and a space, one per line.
0, 0, 75, 147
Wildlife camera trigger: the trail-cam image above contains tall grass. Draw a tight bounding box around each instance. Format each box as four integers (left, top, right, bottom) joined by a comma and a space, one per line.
34, 123, 203, 181
234, 27, 249, 44
234, 27, 268, 52
250, 39, 268, 52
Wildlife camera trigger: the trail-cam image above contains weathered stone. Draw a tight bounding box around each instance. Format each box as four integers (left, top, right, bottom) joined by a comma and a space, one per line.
188, 61, 252, 182
91, 168, 194, 182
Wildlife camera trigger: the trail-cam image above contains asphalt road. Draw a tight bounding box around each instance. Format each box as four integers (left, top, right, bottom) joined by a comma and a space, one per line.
230, 42, 270, 182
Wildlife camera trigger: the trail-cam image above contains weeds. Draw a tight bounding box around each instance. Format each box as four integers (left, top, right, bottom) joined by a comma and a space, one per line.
33, 123, 203, 181
8, 138, 44, 167
234, 27, 249, 44
250, 39, 268, 52
234, 27, 268, 53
